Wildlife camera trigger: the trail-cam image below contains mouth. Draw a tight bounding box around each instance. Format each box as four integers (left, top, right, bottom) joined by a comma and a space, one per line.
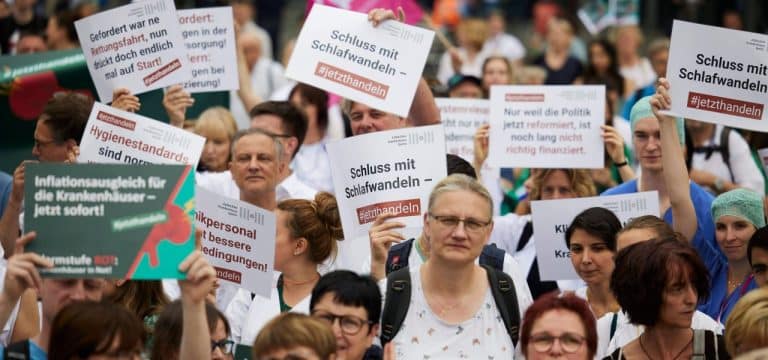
245, 175, 264, 181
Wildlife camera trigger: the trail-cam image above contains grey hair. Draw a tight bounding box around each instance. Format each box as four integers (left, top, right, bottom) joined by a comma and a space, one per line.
230, 128, 284, 164
427, 174, 493, 218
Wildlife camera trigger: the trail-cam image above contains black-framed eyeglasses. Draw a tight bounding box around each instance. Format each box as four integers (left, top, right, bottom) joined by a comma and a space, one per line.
530, 332, 586, 353
428, 213, 492, 233
312, 310, 373, 335
211, 339, 235, 355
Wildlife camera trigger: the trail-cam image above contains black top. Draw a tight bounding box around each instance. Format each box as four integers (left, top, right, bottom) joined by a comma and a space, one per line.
0, 14, 48, 54
533, 55, 583, 85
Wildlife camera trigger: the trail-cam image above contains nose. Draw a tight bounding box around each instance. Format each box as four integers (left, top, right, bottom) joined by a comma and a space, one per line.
32, 143, 40, 157
450, 220, 469, 238
683, 285, 697, 305
203, 141, 215, 155
581, 248, 593, 264
330, 318, 344, 337
247, 156, 260, 171
69, 281, 86, 300
549, 338, 565, 356
725, 226, 739, 242
646, 135, 661, 150
211, 346, 225, 360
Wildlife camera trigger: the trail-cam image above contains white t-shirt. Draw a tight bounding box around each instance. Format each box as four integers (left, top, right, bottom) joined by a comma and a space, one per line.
691, 125, 764, 195
482, 33, 526, 62
620, 57, 656, 89
380, 267, 515, 360
225, 275, 312, 345
292, 142, 334, 194
195, 171, 317, 202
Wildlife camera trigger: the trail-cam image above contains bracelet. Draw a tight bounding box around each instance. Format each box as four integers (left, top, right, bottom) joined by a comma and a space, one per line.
614, 161, 628, 167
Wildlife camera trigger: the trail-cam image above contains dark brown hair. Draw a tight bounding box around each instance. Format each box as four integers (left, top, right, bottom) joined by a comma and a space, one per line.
289, 83, 329, 131
48, 301, 144, 360
278, 192, 343, 264
611, 237, 710, 327
41, 92, 93, 144
249, 101, 307, 159
521, 291, 597, 358
106, 280, 170, 323
151, 300, 230, 360
619, 215, 677, 240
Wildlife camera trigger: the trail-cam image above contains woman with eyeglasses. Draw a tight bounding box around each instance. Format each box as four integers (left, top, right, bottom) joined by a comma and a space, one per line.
152, 300, 235, 360
226, 192, 343, 346
605, 238, 730, 360
521, 291, 597, 359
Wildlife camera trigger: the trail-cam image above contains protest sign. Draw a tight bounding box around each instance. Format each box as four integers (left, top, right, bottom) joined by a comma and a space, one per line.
436, 98, 488, 163
286, 4, 434, 117
665, 20, 768, 132
177, 7, 237, 93
24, 163, 195, 279
75, 0, 190, 102
196, 186, 275, 297
78, 102, 205, 166
577, 0, 639, 35
327, 124, 447, 241
487, 85, 605, 169
305, 0, 424, 26
531, 192, 659, 280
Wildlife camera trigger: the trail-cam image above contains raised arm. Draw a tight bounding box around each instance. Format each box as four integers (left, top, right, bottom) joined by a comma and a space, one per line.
602, 125, 635, 182
162, 85, 194, 128
236, 32, 262, 114
178, 249, 216, 360
0, 232, 52, 331
0, 162, 27, 258
651, 78, 697, 242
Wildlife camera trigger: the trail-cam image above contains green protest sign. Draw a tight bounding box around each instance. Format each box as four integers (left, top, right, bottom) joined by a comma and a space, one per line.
234, 344, 253, 360
23, 163, 195, 279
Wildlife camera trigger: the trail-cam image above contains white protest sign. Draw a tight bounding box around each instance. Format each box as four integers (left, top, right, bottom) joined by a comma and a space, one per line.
177, 7, 238, 93
285, 4, 434, 117
436, 98, 488, 163
531, 191, 660, 281
75, 0, 190, 102
196, 186, 275, 297
78, 102, 205, 166
327, 124, 447, 241
488, 85, 605, 169
666, 20, 768, 131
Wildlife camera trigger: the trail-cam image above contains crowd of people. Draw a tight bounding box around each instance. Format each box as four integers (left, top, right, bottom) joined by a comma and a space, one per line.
2, 0, 768, 359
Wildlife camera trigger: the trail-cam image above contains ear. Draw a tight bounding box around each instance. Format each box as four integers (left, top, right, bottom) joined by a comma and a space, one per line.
294, 237, 309, 256
115, 279, 127, 287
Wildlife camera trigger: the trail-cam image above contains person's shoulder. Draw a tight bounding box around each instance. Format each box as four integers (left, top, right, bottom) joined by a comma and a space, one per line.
601, 179, 638, 196
688, 182, 715, 203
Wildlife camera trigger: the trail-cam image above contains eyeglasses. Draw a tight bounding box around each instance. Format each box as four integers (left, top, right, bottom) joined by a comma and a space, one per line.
312, 310, 373, 335
211, 339, 235, 355
530, 332, 586, 353
428, 213, 492, 233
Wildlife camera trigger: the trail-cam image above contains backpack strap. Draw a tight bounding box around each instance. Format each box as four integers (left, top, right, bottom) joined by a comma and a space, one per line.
609, 312, 619, 339
482, 264, 520, 347
719, 127, 734, 182
385, 239, 415, 276
479, 243, 505, 271
516, 221, 534, 252
4, 339, 30, 360
380, 267, 412, 345
691, 329, 707, 360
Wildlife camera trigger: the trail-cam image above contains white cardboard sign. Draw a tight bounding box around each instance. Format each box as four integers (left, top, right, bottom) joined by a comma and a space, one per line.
488, 85, 605, 169
285, 4, 434, 117
78, 102, 205, 166
75, 0, 190, 102
435, 98, 489, 164
196, 186, 275, 297
327, 124, 447, 241
666, 20, 768, 131
177, 7, 238, 93
531, 192, 660, 281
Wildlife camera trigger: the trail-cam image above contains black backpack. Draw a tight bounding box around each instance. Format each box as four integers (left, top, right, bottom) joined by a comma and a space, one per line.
691, 126, 734, 182
3, 339, 30, 359
379, 263, 520, 347
385, 239, 505, 275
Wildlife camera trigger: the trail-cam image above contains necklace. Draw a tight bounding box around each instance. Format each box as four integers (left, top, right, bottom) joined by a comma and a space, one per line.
282, 272, 320, 287
638, 330, 693, 360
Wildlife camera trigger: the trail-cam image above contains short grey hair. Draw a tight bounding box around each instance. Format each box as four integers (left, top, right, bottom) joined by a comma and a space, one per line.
230, 128, 284, 163
427, 174, 493, 218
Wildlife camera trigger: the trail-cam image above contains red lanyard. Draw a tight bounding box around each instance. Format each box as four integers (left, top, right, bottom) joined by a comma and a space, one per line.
718, 274, 753, 323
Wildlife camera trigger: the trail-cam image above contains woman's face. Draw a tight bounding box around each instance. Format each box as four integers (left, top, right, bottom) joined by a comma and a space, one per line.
211, 318, 234, 360
658, 264, 698, 329
526, 309, 589, 359
569, 229, 615, 287
274, 210, 297, 272
715, 215, 756, 262
482, 58, 511, 90
258, 346, 323, 360
199, 129, 231, 172
424, 190, 493, 265
539, 170, 576, 200
589, 43, 611, 73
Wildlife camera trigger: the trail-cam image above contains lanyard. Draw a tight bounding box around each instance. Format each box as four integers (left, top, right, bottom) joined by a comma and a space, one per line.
718, 273, 753, 323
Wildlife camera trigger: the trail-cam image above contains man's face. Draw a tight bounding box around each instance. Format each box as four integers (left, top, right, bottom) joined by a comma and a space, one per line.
16, 35, 46, 54
229, 133, 283, 198
40, 278, 105, 323
751, 247, 768, 288
650, 50, 669, 78
449, 82, 484, 99
32, 119, 70, 162
632, 117, 663, 172
250, 114, 294, 160
312, 293, 376, 360
349, 102, 405, 136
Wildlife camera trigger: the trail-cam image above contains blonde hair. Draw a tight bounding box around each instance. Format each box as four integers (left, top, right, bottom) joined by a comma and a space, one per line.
725, 288, 768, 356
428, 174, 493, 218
457, 18, 489, 51
194, 107, 237, 141
277, 192, 343, 264
252, 313, 336, 359
529, 169, 596, 201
